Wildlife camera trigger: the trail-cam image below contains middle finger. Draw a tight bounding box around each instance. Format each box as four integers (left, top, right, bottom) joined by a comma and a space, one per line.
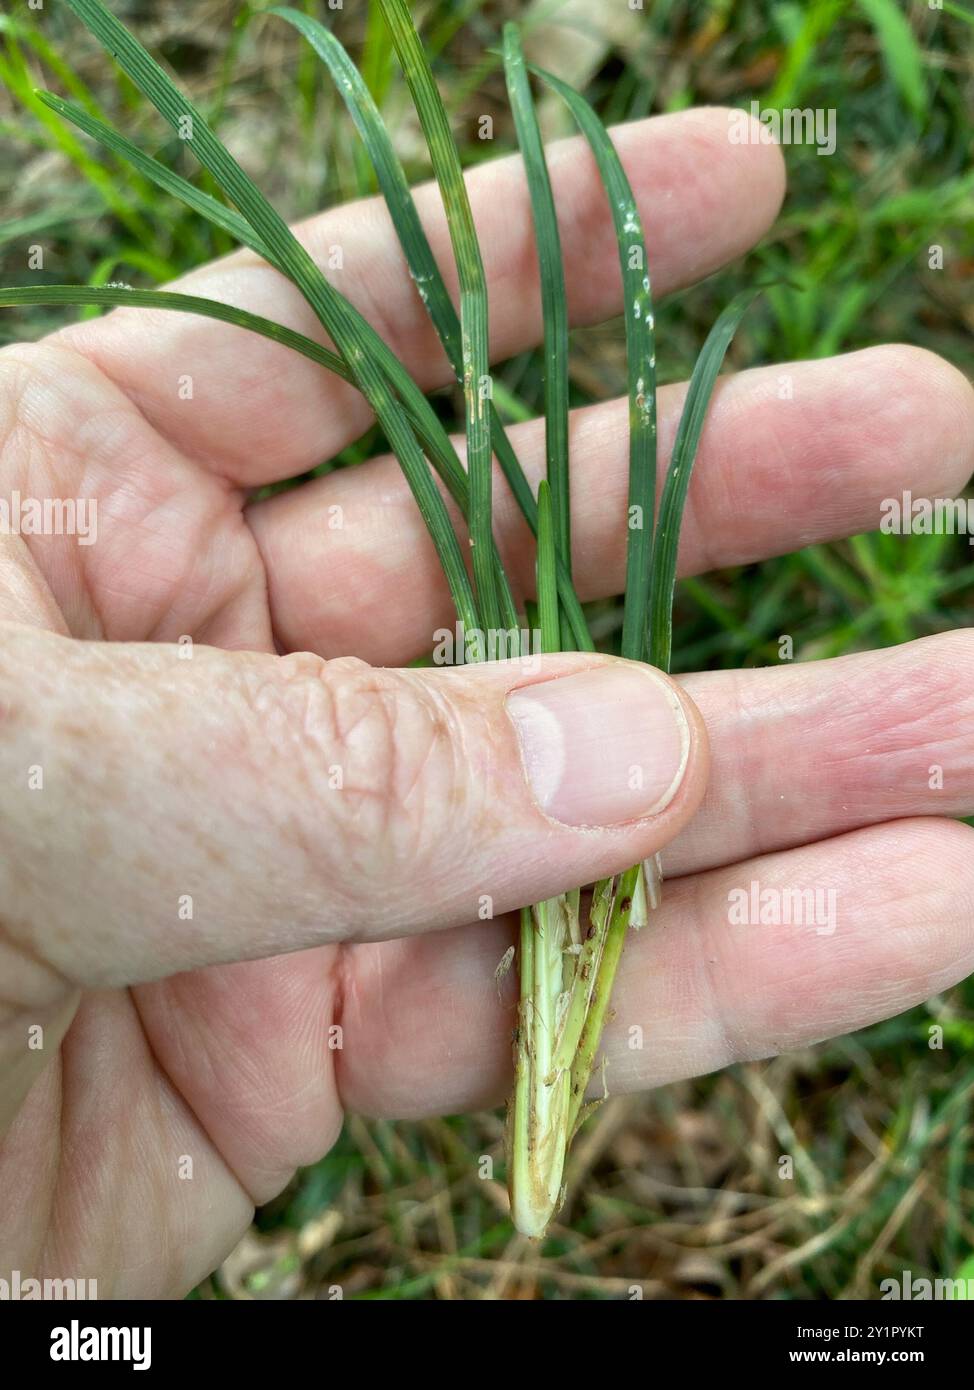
249, 344, 974, 663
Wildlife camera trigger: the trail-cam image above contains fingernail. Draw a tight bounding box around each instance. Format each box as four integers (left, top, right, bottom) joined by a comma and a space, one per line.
506, 664, 691, 827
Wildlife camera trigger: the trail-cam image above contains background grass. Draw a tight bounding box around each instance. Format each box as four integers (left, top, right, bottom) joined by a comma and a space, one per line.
1, 0, 972, 1298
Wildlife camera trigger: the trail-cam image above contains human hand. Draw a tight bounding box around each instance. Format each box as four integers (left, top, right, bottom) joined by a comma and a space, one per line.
1, 108, 972, 1297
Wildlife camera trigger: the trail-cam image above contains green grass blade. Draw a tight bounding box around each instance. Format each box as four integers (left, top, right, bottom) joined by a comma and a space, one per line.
530, 64, 657, 664
503, 26, 571, 585
268, 7, 464, 373
857, 0, 929, 122
360, 0, 396, 107
535, 480, 560, 655
649, 290, 760, 673
268, 8, 592, 652
37, 92, 266, 255
58, 0, 482, 644
85, 246, 175, 294
379, 0, 497, 632
0, 283, 349, 370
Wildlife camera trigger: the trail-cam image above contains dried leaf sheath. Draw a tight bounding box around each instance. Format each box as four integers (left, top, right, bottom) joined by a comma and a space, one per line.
509, 484, 573, 1234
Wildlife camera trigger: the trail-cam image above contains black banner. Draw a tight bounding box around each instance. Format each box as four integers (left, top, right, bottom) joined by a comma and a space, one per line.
2, 1295, 968, 1374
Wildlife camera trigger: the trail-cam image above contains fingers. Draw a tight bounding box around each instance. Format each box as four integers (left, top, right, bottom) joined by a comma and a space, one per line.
0, 626, 707, 993
57, 109, 785, 481
336, 817, 974, 1119
671, 630, 974, 877
249, 344, 974, 663
0, 989, 255, 1295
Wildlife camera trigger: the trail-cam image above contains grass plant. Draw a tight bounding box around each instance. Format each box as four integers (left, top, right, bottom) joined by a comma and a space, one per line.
7, 0, 758, 1238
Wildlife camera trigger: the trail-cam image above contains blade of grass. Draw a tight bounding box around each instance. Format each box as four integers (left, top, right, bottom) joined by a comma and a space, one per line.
536, 481, 560, 654
37, 91, 262, 249
857, 0, 929, 123
267, 6, 593, 652
766, 0, 845, 109
47, 3, 484, 645
0, 283, 349, 370
529, 63, 657, 664
0, 200, 102, 248
361, 0, 396, 107
378, 0, 498, 632
86, 246, 174, 285
266, 8, 463, 373
503, 28, 571, 591
649, 290, 760, 673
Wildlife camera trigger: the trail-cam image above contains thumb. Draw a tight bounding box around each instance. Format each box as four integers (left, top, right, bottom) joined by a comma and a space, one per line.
0, 624, 708, 992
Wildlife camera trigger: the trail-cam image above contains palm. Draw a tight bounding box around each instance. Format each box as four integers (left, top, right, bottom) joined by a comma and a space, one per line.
2, 110, 972, 1297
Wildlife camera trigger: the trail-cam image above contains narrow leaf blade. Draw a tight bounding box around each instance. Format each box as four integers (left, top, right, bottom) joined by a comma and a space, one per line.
531, 63, 658, 663
649, 290, 760, 673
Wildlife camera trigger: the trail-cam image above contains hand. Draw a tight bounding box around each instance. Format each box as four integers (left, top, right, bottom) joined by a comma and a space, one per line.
1, 108, 972, 1299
